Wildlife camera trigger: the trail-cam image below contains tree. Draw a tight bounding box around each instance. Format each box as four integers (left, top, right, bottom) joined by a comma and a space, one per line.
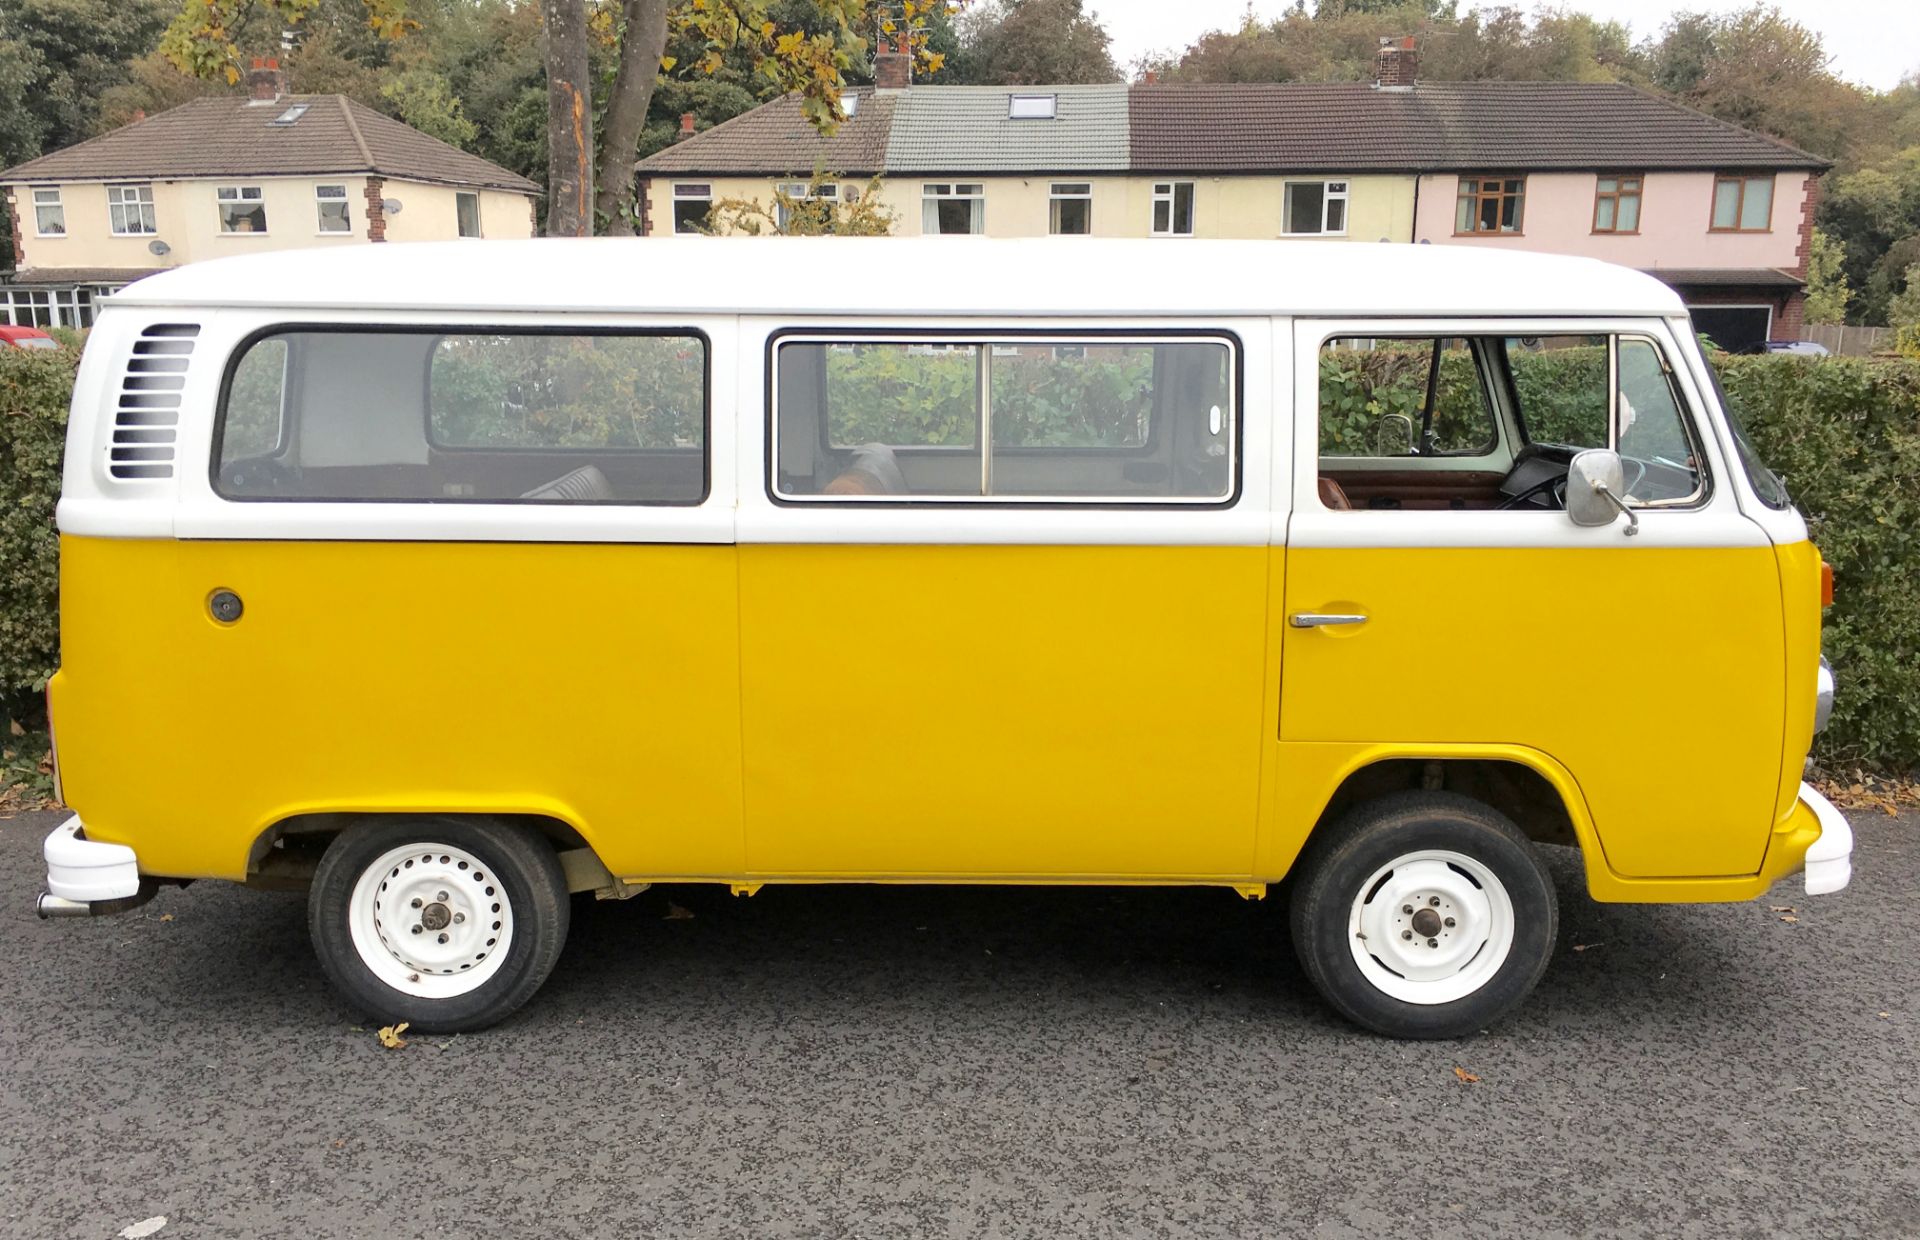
1802, 228, 1850, 325
0, 0, 169, 156
162, 0, 954, 237
703, 173, 898, 234
949, 0, 1119, 85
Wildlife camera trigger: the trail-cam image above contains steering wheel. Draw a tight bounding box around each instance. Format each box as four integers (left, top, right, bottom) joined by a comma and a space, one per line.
1496, 456, 1649, 512
1496, 474, 1567, 511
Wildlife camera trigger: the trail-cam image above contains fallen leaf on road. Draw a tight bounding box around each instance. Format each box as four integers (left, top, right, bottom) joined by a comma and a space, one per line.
376, 1022, 410, 1049
332, 1138, 347, 1149
1453, 1067, 1480, 1084
663, 902, 694, 921
1572, 942, 1603, 952
158, 913, 173, 923
118, 1219, 166, 1239
1879, 1012, 1891, 1019
1779, 914, 1799, 924
1771, 905, 1797, 913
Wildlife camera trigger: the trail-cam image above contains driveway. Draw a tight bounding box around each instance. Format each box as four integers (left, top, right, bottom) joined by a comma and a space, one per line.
1, 807, 1915, 1239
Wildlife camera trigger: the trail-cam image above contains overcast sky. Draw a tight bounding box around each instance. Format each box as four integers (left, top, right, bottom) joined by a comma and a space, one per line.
1095, 0, 1919, 91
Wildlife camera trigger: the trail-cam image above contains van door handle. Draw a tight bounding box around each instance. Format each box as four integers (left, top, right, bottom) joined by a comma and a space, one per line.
1289, 612, 1369, 629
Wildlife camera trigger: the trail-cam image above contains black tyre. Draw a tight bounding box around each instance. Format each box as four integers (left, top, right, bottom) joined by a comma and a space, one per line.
1289, 791, 1557, 1039
308, 816, 570, 1033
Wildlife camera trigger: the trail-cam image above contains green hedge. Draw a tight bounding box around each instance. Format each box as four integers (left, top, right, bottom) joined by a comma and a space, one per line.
1716, 354, 1920, 771
1, 342, 1917, 771
0, 344, 74, 728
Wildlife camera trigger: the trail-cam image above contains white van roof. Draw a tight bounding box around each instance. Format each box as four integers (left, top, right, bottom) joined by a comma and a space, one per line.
108, 236, 1687, 319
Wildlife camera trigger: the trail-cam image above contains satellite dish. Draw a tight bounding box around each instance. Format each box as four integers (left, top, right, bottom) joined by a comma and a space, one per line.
148, 239, 171, 256
381, 198, 403, 215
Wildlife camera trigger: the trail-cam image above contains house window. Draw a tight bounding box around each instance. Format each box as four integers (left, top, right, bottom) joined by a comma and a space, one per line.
456, 191, 481, 238
672, 183, 712, 234
1711, 174, 1773, 232
31, 188, 65, 236
1593, 175, 1643, 233
1282, 181, 1348, 235
1049, 182, 1091, 235
315, 184, 352, 233
216, 185, 268, 233
2, 287, 93, 329
922, 183, 983, 235
1008, 94, 1057, 119
106, 184, 157, 236
1151, 182, 1194, 236
776, 181, 840, 231
1454, 176, 1525, 234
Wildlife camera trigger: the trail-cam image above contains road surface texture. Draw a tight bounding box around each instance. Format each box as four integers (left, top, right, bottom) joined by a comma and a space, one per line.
1, 807, 1915, 1239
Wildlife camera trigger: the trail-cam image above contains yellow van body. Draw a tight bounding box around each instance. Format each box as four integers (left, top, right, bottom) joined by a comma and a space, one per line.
38, 240, 1846, 991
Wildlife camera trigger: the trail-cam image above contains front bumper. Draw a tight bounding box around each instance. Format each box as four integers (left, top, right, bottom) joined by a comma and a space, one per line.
37, 815, 154, 917
1796, 783, 1853, 896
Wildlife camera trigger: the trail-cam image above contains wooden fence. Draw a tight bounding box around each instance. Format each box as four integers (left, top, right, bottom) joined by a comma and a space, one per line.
1797, 323, 1894, 356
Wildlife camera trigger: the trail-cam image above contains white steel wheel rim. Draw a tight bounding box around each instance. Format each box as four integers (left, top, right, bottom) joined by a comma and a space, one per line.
1346, 848, 1514, 1006
348, 843, 515, 1000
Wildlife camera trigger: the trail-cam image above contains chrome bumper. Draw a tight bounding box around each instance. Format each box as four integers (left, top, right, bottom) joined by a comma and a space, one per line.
37, 815, 153, 917
1796, 783, 1853, 896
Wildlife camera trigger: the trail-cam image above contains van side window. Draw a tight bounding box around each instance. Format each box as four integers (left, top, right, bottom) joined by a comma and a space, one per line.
213, 329, 707, 503
1319, 337, 1496, 457
774, 335, 1234, 502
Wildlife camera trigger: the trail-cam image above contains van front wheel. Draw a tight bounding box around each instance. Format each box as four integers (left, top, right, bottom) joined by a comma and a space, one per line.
1289, 792, 1557, 1039
309, 817, 570, 1033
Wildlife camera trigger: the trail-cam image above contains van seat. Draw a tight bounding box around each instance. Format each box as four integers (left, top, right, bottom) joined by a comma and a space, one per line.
823, 443, 909, 496
521, 465, 614, 502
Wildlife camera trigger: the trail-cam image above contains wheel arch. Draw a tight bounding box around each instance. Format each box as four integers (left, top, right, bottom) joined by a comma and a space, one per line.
243, 803, 616, 895
1274, 744, 1614, 893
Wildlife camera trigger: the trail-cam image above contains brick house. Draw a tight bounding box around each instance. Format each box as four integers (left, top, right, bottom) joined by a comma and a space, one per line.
0, 60, 540, 329
638, 38, 1826, 351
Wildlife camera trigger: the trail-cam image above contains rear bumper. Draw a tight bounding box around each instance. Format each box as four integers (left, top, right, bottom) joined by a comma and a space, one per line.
41, 814, 143, 904
1796, 783, 1853, 895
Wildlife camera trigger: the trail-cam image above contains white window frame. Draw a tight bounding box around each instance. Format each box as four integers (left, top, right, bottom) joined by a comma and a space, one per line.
314, 183, 352, 235
1281, 180, 1349, 236
1151, 181, 1194, 237
921, 183, 984, 235
2, 286, 93, 329
31, 187, 66, 238
768, 330, 1241, 507
215, 185, 269, 235
1049, 182, 1092, 236
672, 182, 713, 234
106, 183, 157, 236
455, 191, 482, 238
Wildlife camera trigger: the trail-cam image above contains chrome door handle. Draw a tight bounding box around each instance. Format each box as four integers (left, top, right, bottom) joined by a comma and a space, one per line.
1289, 612, 1368, 629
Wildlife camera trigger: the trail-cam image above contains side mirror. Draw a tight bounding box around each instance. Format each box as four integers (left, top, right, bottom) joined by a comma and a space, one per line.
1566, 448, 1639, 536
1375, 412, 1415, 456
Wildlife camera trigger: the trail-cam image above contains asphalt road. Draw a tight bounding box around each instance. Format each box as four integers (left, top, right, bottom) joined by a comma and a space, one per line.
1, 808, 1916, 1240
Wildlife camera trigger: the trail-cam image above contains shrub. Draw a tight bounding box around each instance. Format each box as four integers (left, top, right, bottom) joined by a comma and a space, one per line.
0, 342, 76, 727
1715, 354, 1920, 772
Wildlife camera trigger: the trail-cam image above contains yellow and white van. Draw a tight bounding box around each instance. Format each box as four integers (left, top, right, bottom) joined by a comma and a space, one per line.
38, 238, 1848, 1038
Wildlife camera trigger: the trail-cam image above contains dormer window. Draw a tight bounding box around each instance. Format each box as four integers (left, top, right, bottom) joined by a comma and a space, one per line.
1008, 94, 1057, 120
842, 93, 860, 118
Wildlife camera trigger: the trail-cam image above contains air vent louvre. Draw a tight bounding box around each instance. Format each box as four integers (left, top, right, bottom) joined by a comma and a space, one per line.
109, 323, 198, 480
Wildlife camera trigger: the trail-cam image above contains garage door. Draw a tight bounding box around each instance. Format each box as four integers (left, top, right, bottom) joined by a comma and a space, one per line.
1687, 305, 1772, 354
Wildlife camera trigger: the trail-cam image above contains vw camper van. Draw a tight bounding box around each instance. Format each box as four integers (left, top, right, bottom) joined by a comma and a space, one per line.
37, 238, 1849, 1039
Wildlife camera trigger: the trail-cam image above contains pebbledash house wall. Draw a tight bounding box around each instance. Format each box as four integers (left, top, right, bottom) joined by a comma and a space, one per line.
8, 175, 532, 272
644, 173, 1417, 241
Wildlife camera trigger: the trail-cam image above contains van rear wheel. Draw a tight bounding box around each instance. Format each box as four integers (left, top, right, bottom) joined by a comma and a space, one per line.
308, 817, 569, 1034
1289, 791, 1556, 1039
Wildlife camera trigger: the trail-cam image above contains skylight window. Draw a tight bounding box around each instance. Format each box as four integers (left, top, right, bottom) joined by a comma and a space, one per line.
842, 92, 860, 117
1008, 94, 1057, 120
269, 104, 310, 127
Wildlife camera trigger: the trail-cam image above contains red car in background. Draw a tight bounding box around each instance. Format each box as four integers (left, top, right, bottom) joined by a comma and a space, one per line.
0, 325, 60, 350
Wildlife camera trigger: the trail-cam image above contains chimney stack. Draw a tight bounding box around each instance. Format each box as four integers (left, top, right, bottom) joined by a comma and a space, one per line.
874, 34, 911, 91
247, 57, 285, 102
1143, 69, 1159, 85
1375, 36, 1417, 91
677, 112, 697, 140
